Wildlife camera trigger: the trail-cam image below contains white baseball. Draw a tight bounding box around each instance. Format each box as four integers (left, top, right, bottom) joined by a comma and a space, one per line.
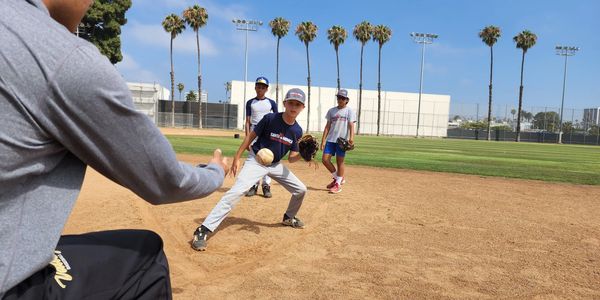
256, 148, 274, 166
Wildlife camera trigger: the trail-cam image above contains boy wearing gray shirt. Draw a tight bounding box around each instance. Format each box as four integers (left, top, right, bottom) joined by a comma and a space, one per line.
320, 89, 356, 194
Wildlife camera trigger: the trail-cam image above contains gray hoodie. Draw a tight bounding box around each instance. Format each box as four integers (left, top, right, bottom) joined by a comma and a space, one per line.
0, 0, 224, 294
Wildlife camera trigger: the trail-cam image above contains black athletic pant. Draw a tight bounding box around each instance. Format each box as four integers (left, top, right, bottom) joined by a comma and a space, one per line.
3, 229, 172, 300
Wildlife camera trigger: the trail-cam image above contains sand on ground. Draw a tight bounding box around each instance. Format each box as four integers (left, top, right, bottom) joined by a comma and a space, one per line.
63, 129, 600, 299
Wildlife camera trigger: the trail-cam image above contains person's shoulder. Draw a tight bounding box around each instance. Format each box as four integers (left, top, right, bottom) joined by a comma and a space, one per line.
291, 120, 303, 132
294, 124, 303, 137
264, 112, 278, 121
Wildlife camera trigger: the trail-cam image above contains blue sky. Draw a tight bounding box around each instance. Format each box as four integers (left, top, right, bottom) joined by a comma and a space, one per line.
116, 0, 600, 112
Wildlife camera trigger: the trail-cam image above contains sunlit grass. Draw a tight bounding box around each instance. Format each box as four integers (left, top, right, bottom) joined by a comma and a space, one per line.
166, 135, 600, 185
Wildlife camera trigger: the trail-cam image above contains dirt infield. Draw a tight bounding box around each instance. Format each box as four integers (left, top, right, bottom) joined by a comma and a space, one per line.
64, 132, 600, 299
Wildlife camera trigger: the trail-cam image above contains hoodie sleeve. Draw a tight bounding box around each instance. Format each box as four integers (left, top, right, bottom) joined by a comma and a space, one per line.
37, 44, 224, 204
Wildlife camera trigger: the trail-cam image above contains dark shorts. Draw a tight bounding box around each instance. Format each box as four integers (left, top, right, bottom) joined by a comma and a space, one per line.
323, 141, 346, 157
3, 230, 172, 300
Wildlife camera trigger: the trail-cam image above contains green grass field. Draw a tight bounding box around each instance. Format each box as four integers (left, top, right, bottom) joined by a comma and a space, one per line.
166, 135, 600, 185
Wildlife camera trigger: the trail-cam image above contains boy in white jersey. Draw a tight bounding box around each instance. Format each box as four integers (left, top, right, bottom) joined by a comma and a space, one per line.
320, 89, 356, 193
244, 76, 278, 198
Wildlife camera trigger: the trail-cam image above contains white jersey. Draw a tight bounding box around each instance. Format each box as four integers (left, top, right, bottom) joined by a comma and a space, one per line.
246, 97, 278, 127
325, 106, 356, 143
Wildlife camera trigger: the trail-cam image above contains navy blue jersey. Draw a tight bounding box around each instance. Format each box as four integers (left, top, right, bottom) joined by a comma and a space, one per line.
251, 113, 303, 164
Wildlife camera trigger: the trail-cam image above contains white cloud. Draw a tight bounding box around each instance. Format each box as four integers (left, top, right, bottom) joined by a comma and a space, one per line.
126, 22, 217, 55
116, 53, 161, 83
133, 0, 250, 23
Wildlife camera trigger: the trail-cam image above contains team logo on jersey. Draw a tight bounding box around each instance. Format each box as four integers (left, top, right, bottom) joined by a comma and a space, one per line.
331, 114, 348, 122
270, 132, 293, 145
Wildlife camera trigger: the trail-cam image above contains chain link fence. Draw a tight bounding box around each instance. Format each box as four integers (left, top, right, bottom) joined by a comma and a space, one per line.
357, 109, 448, 137
448, 102, 600, 145
155, 100, 238, 129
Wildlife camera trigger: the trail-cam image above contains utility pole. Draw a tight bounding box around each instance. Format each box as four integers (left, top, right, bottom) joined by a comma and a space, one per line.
410, 32, 438, 137
232, 19, 263, 130
555, 45, 579, 144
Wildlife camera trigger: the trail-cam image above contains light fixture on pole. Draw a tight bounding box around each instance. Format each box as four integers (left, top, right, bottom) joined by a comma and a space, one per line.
410, 32, 438, 137
232, 18, 263, 128
555, 45, 579, 144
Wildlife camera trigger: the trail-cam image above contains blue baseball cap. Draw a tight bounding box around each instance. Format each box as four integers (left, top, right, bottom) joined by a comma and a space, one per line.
255, 76, 269, 86
284, 88, 305, 105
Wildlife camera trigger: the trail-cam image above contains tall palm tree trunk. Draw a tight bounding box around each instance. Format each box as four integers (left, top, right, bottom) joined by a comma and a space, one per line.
516, 50, 525, 142
196, 31, 203, 129
170, 37, 175, 127
486, 46, 494, 141
335, 47, 341, 91
357, 44, 364, 135
275, 38, 280, 106
377, 45, 382, 136
305, 43, 311, 132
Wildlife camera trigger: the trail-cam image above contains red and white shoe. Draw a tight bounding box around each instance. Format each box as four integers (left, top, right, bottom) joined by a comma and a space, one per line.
326, 177, 346, 189
329, 183, 342, 194
326, 178, 336, 189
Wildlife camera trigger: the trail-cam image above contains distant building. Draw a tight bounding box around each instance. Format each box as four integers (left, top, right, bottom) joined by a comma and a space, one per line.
229, 80, 451, 137
583, 107, 600, 129
126, 82, 169, 124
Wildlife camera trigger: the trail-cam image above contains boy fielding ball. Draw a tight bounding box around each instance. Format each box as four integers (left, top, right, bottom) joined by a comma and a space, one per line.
191, 88, 309, 251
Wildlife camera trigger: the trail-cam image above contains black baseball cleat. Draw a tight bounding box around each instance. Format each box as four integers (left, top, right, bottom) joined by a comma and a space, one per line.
191, 226, 210, 251
282, 214, 305, 229
245, 185, 258, 197
262, 184, 272, 198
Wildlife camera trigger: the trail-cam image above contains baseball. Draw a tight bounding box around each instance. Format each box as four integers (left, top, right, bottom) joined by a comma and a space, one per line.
256, 148, 274, 166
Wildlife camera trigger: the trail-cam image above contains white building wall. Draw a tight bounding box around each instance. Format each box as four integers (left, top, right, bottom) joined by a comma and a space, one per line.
126, 82, 169, 124
230, 80, 450, 137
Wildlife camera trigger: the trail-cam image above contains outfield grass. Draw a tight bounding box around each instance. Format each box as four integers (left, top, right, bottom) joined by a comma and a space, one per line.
166, 135, 600, 185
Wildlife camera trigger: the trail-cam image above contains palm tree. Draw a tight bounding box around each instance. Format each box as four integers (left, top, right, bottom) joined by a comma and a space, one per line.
513, 30, 537, 142
162, 14, 185, 127
269, 17, 291, 106
295, 21, 318, 132
479, 25, 501, 141
372, 25, 392, 136
183, 5, 208, 129
353, 21, 372, 135
327, 25, 347, 91
185, 90, 197, 102
177, 83, 184, 101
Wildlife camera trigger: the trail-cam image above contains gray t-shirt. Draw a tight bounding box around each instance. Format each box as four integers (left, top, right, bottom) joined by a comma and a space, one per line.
325, 106, 357, 143
0, 0, 224, 294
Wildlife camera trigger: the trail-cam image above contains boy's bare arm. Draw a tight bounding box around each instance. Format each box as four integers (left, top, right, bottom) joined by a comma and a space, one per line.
245, 117, 251, 137
231, 131, 257, 177
320, 120, 331, 150
288, 151, 302, 163
348, 121, 355, 144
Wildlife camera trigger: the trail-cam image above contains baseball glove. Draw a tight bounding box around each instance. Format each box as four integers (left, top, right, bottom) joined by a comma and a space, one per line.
337, 137, 355, 151
298, 134, 319, 162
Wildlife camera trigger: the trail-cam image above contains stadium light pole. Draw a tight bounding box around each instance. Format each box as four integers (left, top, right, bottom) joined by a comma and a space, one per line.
555, 45, 579, 144
410, 32, 438, 137
232, 18, 263, 128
